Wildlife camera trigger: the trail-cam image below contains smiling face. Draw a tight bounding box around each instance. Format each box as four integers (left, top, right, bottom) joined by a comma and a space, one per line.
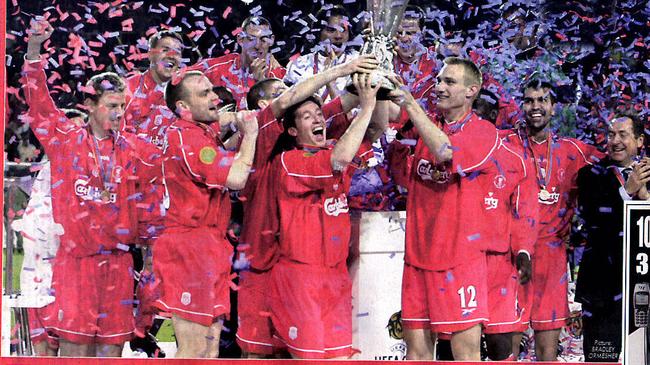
395, 18, 422, 62
87, 92, 126, 132
320, 15, 350, 54
522, 87, 554, 133
238, 23, 274, 62
607, 117, 644, 167
176, 75, 221, 123
149, 36, 183, 84
288, 101, 327, 147
434, 64, 477, 116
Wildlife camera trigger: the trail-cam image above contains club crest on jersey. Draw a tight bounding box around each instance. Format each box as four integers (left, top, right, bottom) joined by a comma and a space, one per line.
493, 175, 506, 189
180, 292, 191, 305
417, 159, 450, 184
74, 179, 117, 203
484, 192, 499, 210
538, 187, 560, 205
324, 193, 349, 216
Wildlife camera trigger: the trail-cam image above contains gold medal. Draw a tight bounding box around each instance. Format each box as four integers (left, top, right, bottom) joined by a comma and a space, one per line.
538, 188, 551, 201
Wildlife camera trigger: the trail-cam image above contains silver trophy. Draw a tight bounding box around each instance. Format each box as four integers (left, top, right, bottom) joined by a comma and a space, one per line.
347, 0, 410, 99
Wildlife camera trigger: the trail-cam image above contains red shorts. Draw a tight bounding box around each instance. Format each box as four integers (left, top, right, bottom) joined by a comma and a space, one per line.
401, 257, 489, 333
484, 252, 519, 334
153, 228, 231, 326
28, 307, 59, 349
515, 239, 569, 331
268, 260, 352, 359
48, 252, 135, 345
236, 269, 275, 355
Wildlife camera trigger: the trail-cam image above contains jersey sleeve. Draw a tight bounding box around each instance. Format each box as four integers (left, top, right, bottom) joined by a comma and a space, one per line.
254, 105, 283, 170
20, 59, 75, 150
322, 97, 350, 140
167, 127, 234, 189
279, 148, 341, 194
448, 119, 500, 173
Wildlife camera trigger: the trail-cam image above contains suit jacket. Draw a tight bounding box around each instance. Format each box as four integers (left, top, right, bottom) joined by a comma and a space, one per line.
575, 157, 627, 311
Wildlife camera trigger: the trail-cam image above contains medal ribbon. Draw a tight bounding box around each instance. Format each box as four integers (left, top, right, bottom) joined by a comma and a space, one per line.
89, 130, 117, 193
527, 133, 553, 190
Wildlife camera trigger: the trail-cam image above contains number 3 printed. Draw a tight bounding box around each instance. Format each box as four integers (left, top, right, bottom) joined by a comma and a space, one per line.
457, 285, 478, 309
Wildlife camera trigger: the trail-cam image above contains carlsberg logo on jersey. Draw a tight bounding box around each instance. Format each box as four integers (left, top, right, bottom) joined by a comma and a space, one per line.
324, 193, 349, 216
417, 159, 450, 184
74, 179, 117, 203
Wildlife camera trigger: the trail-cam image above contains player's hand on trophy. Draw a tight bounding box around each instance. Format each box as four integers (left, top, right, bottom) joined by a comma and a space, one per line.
386, 75, 415, 106
26, 19, 54, 60
338, 54, 379, 76
516, 252, 532, 285
353, 72, 380, 110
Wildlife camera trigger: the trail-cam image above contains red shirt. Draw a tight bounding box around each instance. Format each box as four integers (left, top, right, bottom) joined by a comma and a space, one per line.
239, 98, 350, 271
393, 46, 439, 89
273, 145, 355, 267
391, 112, 500, 270
123, 70, 176, 241
192, 53, 286, 110
474, 138, 538, 255
21, 60, 157, 257
501, 130, 602, 241
162, 119, 234, 231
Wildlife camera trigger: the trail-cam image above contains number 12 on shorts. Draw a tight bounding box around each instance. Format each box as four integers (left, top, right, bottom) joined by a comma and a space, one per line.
457, 285, 478, 309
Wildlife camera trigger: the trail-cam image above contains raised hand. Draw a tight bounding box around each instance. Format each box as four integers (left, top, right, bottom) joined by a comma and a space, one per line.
26, 19, 54, 60
250, 58, 269, 81
339, 55, 379, 76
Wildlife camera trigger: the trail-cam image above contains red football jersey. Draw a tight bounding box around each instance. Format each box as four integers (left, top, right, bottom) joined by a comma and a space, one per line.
162, 119, 234, 231
192, 54, 286, 110
391, 112, 500, 270
21, 60, 157, 257
273, 146, 357, 267
123, 70, 176, 148
239, 98, 351, 271
501, 130, 601, 241
123, 70, 175, 241
394, 46, 439, 89
474, 139, 539, 255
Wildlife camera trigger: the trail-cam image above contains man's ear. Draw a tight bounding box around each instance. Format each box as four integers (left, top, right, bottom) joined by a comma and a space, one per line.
466, 84, 480, 100
288, 126, 298, 137
175, 100, 189, 113
258, 99, 270, 109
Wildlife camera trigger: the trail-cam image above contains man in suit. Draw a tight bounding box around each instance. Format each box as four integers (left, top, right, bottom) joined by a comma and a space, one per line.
576, 109, 649, 362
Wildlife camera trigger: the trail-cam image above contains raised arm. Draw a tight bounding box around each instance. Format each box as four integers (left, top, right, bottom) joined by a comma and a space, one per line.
226, 111, 259, 190
387, 75, 452, 164
330, 73, 380, 171
271, 55, 378, 118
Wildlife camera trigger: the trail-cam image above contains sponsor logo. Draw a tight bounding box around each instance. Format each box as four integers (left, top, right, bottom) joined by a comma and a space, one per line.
493, 174, 506, 189
74, 179, 117, 203
324, 193, 349, 217
484, 192, 499, 210
538, 187, 560, 205
417, 159, 450, 184
180, 292, 191, 305
199, 146, 217, 164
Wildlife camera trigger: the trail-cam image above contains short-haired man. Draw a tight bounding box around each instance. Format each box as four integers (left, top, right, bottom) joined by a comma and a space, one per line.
235, 56, 378, 358
284, 5, 359, 100
194, 16, 286, 109
576, 111, 648, 362
393, 5, 438, 88
22, 20, 157, 357
389, 58, 500, 360
267, 73, 380, 359
154, 70, 259, 358
507, 79, 602, 361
